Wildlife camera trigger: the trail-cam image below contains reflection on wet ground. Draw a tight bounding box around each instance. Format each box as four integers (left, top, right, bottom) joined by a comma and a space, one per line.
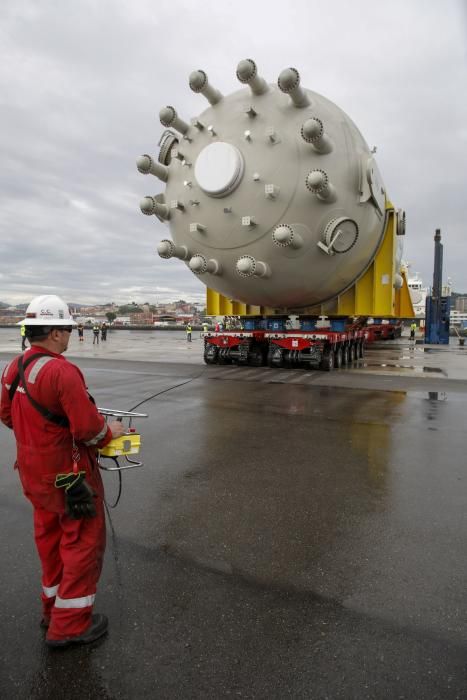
362, 362, 446, 374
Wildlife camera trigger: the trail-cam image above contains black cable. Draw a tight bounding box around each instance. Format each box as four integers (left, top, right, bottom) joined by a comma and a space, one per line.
105, 464, 123, 509
128, 368, 207, 413
104, 367, 207, 509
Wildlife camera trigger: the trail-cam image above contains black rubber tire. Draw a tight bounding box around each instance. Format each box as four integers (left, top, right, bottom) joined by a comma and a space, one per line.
342, 345, 350, 365
267, 347, 284, 368
335, 347, 343, 369
359, 342, 365, 359
320, 349, 334, 371
283, 350, 293, 369
248, 346, 265, 367
204, 345, 218, 365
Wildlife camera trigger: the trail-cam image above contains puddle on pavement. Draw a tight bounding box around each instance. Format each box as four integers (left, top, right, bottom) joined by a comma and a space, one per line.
426, 391, 448, 401
362, 362, 446, 375
406, 390, 467, 403
422, 347, 449, 354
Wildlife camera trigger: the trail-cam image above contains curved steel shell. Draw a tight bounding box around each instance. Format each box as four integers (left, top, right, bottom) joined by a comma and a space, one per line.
139, 63, 390, 309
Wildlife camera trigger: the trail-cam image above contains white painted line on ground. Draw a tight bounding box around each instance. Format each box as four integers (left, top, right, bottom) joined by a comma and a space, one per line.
288, 374, 311, 383
236, 369, 264, 378
216, 368, 242, 376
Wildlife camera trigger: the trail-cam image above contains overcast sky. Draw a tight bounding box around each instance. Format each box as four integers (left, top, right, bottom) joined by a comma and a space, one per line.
1, 0, 466, 305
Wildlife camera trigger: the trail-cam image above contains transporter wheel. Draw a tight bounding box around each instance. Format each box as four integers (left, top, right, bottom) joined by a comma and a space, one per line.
248, 345, 265, 367
217, 348, 231, 365
350, 342, 358, 362
267, 346, 284, 368
342, 345, 350, 365
283, 350, 293, 368
335, 347, 343, 369
204, 344, 219, 365
359, 341, 365, 359
320, 348, 334, 371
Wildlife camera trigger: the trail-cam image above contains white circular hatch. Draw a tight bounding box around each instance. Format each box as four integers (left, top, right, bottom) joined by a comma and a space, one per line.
194, 142, 244, 197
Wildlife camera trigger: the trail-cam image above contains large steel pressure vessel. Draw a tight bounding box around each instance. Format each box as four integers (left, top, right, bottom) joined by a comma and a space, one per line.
138, 60, 394, 309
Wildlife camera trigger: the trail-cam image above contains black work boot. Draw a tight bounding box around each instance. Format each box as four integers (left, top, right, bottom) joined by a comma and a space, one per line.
45, 614, 108, 648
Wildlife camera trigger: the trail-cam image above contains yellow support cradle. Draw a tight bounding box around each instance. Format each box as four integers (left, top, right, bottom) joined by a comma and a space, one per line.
206, 204, 415, 319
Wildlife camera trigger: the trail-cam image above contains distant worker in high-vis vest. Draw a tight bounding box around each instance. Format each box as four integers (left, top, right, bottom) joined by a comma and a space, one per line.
21, 324, 27, 351
410, 322, 417, 342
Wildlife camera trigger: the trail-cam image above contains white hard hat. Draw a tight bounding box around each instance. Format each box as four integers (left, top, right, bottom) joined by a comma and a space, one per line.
18, 295, 77, 326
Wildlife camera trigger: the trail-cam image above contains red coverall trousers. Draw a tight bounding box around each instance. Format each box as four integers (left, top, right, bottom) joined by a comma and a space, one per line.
0, 347, 112, 641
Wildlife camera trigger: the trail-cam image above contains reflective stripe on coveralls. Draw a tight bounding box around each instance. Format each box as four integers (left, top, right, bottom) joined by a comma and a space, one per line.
43, 584, 59, 598
55, 594, 96, 608
84, 423, 108, 446
2, 359, 16, 387
28, 356, 55, 384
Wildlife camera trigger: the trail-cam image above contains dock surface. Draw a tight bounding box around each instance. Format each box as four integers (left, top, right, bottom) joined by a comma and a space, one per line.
1, 332, 467, 698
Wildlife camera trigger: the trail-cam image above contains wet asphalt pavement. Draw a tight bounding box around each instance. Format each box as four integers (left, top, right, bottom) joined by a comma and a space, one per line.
1, 338, 467, 698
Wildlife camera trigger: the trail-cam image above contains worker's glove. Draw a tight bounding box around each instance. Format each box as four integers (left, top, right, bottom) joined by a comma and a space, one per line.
55, 471, 96, 519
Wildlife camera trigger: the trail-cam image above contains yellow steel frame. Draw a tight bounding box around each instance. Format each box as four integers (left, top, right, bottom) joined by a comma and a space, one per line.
206, 204, 415, 319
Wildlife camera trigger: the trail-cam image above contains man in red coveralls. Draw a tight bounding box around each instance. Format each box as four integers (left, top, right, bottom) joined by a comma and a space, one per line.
0, 294, 125, 648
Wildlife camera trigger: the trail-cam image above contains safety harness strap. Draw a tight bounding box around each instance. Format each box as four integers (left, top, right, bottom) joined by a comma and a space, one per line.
11, 354, 70, 428
8, 353, 44, 400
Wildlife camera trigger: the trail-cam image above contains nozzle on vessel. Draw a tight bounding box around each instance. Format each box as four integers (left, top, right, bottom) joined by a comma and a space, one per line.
272, 224, 303, 249
189, 255, 222, 275
159, 106, 190, 135
189, 70, 223, 105
236, 59, 269, 96
305, 170, 337, 203
140, 197, 170, 220
157, 240, 190, 260
236, 255, 271, 279
301, 118, 333, 154
136, 155, 169, 182
278, 68, 310, 108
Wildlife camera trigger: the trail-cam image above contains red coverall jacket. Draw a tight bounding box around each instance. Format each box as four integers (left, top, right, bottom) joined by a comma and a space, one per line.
0, 346, 112, 511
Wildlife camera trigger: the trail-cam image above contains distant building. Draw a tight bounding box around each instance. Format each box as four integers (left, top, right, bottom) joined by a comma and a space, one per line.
455, 296, 467, 313
450, 310, 467, 328
0, 315, 22, 324
76, 316, 107, 325
174, 314, 194, 324
153, 314, 177, 324
130, 312, 153, 325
